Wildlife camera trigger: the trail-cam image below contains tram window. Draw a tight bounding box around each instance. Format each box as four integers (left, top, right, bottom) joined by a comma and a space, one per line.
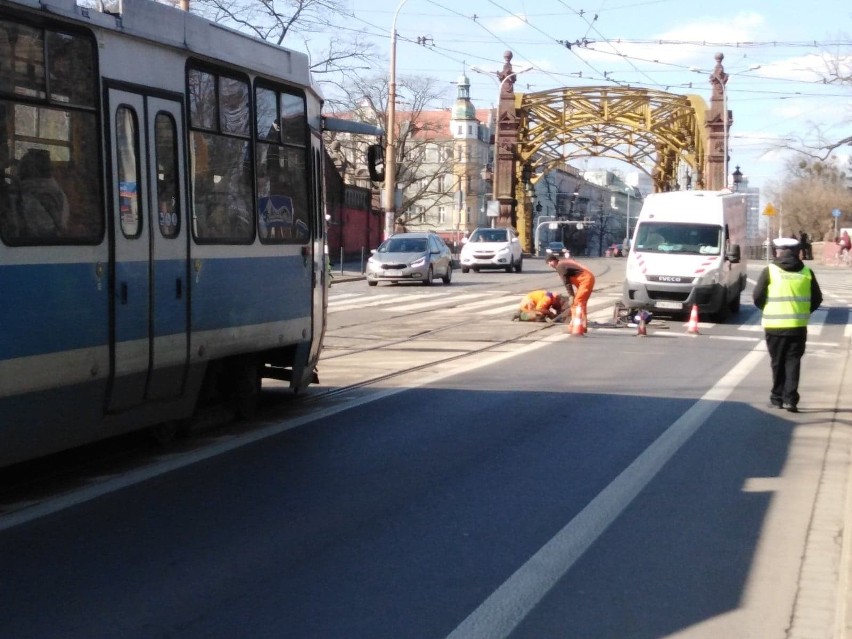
0, 21, 102, 246
256, 142, 309, 243
219, 76, 249, 137
188, 68, 216, 131
0, 23, 46, 99
254, 84, 310, 244
116, 106, 141, 238
188, 65, 254, 243
190, 131, 253, 242
255, 87, 278, 142
279, 92, 306, 146
155, 113, 180, 239
47, 31, 95, 108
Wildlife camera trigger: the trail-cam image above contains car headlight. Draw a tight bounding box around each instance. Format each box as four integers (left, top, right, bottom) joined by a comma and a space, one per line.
410, 257, 426, 268
495, 246, 510, 256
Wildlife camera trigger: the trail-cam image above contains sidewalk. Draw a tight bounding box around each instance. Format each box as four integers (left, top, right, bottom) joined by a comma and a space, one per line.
328, 260, 366, 284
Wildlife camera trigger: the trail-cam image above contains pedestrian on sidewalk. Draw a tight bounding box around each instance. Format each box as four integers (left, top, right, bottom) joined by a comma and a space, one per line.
752, 236, 823, 413
545, 253, 595, 333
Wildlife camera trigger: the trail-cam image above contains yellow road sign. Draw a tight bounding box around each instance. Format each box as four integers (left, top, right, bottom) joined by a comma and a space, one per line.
763, 203, 777, 216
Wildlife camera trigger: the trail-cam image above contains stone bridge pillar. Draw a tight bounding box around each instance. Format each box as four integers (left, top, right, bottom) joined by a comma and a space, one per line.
494, 51, 520, 228
705, 53, 730, 191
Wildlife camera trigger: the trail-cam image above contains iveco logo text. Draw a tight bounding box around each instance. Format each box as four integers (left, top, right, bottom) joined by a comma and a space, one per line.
657, 275, 684, 282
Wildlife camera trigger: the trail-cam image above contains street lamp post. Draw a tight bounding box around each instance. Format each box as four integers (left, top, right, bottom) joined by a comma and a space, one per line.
382, 0, 411, 241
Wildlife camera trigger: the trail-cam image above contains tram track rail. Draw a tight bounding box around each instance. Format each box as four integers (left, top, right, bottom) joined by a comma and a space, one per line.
0, 269, 624, 517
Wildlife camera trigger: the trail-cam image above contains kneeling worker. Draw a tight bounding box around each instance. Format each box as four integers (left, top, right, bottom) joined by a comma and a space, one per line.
516, 290, 563, 322
545, 253, 595, 332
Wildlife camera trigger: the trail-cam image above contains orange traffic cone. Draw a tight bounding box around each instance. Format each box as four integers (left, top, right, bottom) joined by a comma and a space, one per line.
636, 310, 649, 337
685, 304, 701, 335
569, 306, 586, 336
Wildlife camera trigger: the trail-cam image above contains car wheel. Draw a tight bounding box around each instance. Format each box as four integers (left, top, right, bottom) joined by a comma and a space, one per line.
461, 266, 470, 274
514, 257, 523, 273
505, 259, 513, 273
368, 280, 378, 287
442, 263, 452, 284
422, 266, 433, 286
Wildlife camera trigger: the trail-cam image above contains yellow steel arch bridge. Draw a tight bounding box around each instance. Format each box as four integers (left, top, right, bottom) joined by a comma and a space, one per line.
516, 86, 709, 193
489, 56, 731, 252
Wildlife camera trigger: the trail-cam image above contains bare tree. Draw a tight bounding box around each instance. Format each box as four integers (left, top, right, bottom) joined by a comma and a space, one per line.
325, 74, 459, 229
184, 0, 377, 89
781, 43, 852, 160
768, 156, 852, 241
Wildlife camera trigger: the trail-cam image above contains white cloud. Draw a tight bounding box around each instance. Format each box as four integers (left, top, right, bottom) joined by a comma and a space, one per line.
482, 14, 528, 34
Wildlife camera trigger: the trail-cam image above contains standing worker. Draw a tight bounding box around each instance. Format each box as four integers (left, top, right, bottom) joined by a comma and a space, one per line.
752, 237, 822, 413
545, 253, 596, 332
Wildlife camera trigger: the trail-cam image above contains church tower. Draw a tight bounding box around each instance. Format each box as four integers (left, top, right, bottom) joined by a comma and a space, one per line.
449, 71, 488, 231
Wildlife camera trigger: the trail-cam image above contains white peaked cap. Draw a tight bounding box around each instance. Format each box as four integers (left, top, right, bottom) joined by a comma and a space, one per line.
773, 237, 799, 249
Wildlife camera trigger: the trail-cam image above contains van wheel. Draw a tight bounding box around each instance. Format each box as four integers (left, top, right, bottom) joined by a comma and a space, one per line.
729, 293, 741, 313
713, 300, 730, 323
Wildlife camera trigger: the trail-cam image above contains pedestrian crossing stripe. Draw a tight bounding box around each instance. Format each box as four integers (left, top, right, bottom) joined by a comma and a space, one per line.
329, 289, 852, 336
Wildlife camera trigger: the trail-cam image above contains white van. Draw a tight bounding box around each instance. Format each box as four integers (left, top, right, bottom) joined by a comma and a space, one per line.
622, 190, 748, 322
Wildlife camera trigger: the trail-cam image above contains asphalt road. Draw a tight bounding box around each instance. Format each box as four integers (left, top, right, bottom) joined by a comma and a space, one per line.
2, 257, 851, 638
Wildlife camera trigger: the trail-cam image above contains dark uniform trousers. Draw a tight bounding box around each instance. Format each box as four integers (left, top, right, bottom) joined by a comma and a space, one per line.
766, 332, 806, 407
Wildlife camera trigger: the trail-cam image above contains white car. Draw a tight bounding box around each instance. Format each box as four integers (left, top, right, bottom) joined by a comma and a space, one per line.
460, 227, 523, 273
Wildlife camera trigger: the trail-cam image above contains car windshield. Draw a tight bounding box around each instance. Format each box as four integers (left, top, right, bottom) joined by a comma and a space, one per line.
633, 222, 721, 255
381, 237, 427, 253
470, 229, 509, 243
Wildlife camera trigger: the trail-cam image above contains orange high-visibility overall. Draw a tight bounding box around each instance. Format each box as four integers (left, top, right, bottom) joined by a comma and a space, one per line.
554, 260, 595, 330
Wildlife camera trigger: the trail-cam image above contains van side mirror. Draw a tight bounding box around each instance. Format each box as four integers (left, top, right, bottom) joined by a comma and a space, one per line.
367, 144, 385, 182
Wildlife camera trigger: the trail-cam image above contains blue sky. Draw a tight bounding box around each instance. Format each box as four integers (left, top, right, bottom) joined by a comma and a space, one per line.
329, 0, 852, 195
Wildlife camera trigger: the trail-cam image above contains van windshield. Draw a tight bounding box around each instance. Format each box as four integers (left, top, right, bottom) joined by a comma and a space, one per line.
633, 222, 722, 255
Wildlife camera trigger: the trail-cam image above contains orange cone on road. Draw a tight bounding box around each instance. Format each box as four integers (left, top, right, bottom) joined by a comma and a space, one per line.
569, 306, 586, 336
636, 310, 649, 337
685, 304, 701, 335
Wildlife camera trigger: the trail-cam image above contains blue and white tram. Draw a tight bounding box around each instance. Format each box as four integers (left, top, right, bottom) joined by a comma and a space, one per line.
0, 0, 379, 467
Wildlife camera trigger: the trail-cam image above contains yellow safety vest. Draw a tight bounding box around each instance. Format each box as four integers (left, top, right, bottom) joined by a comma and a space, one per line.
761, 263, 812, 329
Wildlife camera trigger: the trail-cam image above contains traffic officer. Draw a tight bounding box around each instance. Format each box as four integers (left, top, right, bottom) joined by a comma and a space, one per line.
752, 236, 823, 413
545, 253, 595, 332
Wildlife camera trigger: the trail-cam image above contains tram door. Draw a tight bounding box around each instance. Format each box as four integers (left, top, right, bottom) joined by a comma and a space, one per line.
107, 88, 189, 411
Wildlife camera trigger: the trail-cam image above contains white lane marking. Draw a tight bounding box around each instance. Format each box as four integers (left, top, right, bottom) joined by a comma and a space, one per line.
478, 303, 526, 317
445, 345, 767, 639
391, 293, 486, 313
